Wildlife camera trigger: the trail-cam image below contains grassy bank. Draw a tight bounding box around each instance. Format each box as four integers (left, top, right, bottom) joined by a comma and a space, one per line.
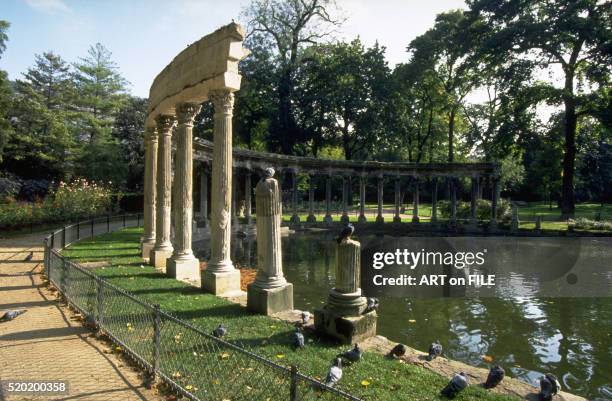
62, 227, 521, 401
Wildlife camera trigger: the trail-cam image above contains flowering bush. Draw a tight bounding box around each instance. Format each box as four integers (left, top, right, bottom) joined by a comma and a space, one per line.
0, 178, 121, 230
569, 217, 612, 231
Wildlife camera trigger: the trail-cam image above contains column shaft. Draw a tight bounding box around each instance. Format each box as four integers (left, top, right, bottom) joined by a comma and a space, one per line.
307, 174, 316, 222
491, 177, 500, 228
393, 177, 401, 223
245, 171, 252, 224
412, 178, 420, 223
431, 177, 438, 224
290, 169, 300, 223
358, 175, 367, 223
341, 176, 349, 223
324, 175, 332, 224
470, 176, 478, 226
376, 175, 384, 223
200, 169, 209, 224
142, 128, 158, 258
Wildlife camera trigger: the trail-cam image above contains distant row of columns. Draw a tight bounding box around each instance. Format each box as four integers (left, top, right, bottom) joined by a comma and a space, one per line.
194, 170, 501, 226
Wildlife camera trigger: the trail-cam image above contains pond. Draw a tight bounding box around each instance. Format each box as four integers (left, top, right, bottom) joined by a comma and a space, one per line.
195, 231, 612, 401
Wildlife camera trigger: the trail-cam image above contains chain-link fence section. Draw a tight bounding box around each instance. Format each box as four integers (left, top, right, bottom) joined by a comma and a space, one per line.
43, 215, 363, 401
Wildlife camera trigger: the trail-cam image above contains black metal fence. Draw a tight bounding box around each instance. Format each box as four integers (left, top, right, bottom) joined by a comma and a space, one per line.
43, 214, 362, 401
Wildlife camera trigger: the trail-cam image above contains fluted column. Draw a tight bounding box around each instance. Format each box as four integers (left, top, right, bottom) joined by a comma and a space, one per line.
150, 115, 175, 270
490, 177, 500, 230
376, 175, 384, 223
307, 174, 316, 223
199, 167, 209, 226
324, 174, 333, 225
245, 170, 252, 225
470, 176, 478, 227
167, 102, 201, 282
290, 169, 300, 223
450, 177, 457, 227
326, 237, 367, 316
412, 178, 420, 223
358, 175, 367, 223
142, 127, 158, 259
431, 177, 438, 224
232, 169, 239, 227
341, 176, 349, 223
393, 177, 401, 223
203, 90, 241, 295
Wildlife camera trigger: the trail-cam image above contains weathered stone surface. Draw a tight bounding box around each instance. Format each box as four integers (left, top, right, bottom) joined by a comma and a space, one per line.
150, 249, 172, 272
166, 257, 200, 285
314, 309, 377, 344
247, 283, 294, 315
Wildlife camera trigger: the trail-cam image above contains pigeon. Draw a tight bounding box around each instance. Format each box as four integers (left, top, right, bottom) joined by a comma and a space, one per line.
212, 324, 227, 338
388, 343, 407, 359
293, 326, 305, 349
484, 365, 505, 389
427, 340, 443, 361
336, 224, 355, 244
301, 311, 311, 325
364, 297, 379, 313
24, 252, 33, 262
441, 372, 469, 399
324, 358, 343, 388
0, 310, 27, 322
339, 343, 362, 363
539, 373, 561, 401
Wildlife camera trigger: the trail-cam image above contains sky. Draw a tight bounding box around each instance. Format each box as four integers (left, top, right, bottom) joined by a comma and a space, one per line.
1, 0, 467, 98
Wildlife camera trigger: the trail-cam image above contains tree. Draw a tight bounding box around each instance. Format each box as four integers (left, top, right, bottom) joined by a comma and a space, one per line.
2, 52, 75, 179
407, 10, 482, 162
242, 0, 342, 154
0, 20, 9, 58
72, 43, 129, 184
112, 96, 148, 189
467, 0, 612, 217
0, 20, 12, 162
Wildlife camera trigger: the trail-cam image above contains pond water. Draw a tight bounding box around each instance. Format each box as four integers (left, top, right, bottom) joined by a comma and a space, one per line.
194, 231, 612, 401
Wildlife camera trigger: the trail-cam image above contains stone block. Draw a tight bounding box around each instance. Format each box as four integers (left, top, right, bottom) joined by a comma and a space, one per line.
247, 283, 294, 315
314, 308, 377, 344
141, 241, 155, 261
150, 248, 173, 271
166, 257, 201, 284
202, 268, 241, 296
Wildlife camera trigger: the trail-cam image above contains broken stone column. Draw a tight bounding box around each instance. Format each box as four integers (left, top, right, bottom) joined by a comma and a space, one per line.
315, 232, 377, 344
247, 168, 294, 315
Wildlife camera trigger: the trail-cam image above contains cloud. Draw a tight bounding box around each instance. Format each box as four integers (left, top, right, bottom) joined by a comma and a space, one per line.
25, 0, 71, 14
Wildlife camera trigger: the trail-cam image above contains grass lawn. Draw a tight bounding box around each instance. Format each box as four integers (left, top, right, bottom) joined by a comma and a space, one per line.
62, 227, 521, 401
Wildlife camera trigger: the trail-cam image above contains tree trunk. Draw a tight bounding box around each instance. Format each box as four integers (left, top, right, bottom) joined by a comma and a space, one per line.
561, 93, 577, 219
448, 108, 456, 162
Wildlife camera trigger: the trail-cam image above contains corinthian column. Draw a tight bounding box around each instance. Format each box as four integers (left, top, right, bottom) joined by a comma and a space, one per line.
166, 102, 201, 283
141, 127, 158, 260
202, 90, 241, 296
150, 115, 175, 270
358, 175, 367, 223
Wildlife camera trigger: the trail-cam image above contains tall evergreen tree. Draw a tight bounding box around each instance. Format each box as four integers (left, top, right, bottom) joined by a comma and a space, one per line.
0, 20, 12, 162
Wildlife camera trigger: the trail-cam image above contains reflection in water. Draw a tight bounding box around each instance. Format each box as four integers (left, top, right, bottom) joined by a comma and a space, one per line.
194, 232, 612, 401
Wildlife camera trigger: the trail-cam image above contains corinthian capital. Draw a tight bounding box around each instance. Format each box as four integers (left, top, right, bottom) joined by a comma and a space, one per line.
209, 90, 235, 115
145, 127, 158, 142
176, 102, 201, 125
155, 114, 175, 133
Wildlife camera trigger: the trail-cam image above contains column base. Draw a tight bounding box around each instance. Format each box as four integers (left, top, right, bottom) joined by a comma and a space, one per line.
326, 289, 367, 316
323, 214, 333, 225
306, 214, 317, 223
290, 214, 301, 224
393, 216, 402, 223
376, 215, 384, 224
358, 214, 367, 223
141, 240, 155, 260
340, 214, 350, 224
202, 268, 242, 296
166, 257, 201, 285
314, 308, 377, 345
150, 248, 173, 271
247, 283, 293, 315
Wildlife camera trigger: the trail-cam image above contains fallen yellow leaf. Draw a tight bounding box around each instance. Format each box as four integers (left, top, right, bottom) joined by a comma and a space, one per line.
361, 379, 371, 387
483, 355, 494, 363
220, 352, 230, 360
276, 354, 285, 359
408, 319, 417, 323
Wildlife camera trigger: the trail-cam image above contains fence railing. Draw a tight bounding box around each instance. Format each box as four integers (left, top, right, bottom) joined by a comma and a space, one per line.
43, 214, 363, 401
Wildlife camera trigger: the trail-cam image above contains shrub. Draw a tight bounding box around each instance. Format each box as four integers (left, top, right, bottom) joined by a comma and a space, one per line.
437, 198, 511, 221
569, 217, 612, 231
0, 178, 120, 230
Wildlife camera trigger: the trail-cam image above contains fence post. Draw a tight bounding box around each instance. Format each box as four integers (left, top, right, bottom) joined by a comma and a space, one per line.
60, 259, 67, 294
152, 304, 161, 383
290, 365, 298, 401
51, 231, 55, 250
43, 238, 49, 277
107, 215, 110, 233
96, 277, 104, 337
62, 226, 66, 248
91, 218, 95, 238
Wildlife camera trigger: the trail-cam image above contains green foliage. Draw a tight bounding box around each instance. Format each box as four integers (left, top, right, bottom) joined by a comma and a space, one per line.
437, 198, 511, 221
0, 178, 119, 229
569, 217, 612, 231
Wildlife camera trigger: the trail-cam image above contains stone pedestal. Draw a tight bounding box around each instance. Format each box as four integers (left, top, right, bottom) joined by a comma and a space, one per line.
150, 249, 173, 271
166, 258, 200, 284
141, 240, 155, 261
247, 169, 294, 315
314, 237, 376, 344
203, 269, 241, 295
